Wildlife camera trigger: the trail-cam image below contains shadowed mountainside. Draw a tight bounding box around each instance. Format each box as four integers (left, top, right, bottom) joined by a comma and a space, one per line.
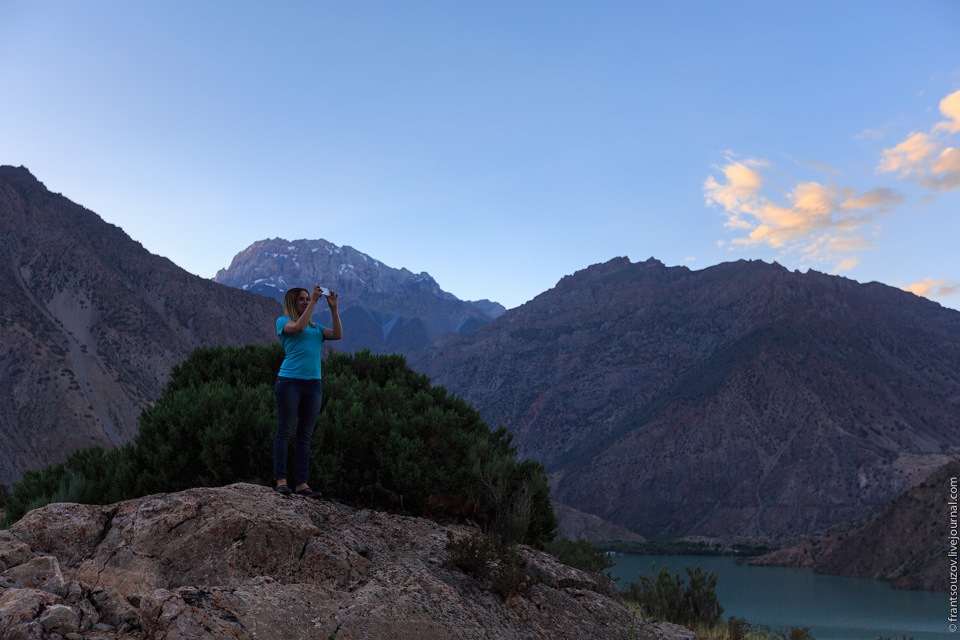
0, 166, 280, 486
409, 256, 960, 539
748, 459, 960, 591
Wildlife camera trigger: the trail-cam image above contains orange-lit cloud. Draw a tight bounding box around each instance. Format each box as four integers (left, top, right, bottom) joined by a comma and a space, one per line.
879, 132, 937, 176
707, 88, 958, 281
879, 89, 960, 192
704, 157, 901, 271
703, 160, 766, 230
934, 90, 960, 134
903, 278, 960, 300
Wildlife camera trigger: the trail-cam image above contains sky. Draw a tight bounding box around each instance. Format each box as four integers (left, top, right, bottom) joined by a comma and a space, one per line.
1, 1, 959, 311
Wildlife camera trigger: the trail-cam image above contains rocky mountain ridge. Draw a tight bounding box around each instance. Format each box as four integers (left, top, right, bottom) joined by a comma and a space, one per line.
553, 503, 646, 543
409, 256, 960, 540
747, 459, 959, 591
0, 166, 280, 486
214, 237, 504, 355
0, 483, 697, 639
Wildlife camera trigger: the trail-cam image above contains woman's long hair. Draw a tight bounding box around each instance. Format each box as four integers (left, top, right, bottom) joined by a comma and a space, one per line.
282, 288, 315, 328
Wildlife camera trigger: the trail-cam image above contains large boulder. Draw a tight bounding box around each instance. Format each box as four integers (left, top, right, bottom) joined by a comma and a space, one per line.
0, 483, 696, 639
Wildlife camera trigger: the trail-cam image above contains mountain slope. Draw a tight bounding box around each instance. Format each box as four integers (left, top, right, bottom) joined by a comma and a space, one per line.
409, 257, 960, 538
213, 238, 504, 355
749, 459, 959, 591
0, 166, 280, 485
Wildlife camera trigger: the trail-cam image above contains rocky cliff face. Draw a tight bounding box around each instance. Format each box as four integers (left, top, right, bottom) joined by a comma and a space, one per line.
213, 238, 504, 355
0, 484, 697, 639
0, 166, 280, 486
409, 257, 960, 539
553, 503, 646, 543
749, 459, 959, 591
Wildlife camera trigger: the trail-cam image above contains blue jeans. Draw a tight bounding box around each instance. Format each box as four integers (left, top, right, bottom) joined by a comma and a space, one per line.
273, 377, 323, 486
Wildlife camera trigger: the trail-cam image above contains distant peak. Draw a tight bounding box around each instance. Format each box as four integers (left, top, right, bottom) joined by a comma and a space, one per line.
0, 165, 42, 186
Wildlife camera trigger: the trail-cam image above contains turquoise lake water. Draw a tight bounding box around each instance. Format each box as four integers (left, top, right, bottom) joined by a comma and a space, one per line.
608, 554, 951, 640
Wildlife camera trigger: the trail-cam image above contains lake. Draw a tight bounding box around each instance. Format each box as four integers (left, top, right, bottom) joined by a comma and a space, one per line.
608, 554, 950, 640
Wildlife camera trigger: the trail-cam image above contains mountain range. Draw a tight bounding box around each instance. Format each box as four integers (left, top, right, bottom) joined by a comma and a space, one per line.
408, 256, 960, 539
213, 238, 504, 354
2, 165, 959, 561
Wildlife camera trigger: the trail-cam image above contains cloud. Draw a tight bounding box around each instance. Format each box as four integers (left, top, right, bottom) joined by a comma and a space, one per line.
903, 278, 960, 300
787, 155, 844, 176
928, 146, 960, 190
934, 90, 960, 134
841, 187, 903, 211
855, 126, 889, 141
704, 156, 901, 272
703, 160, 765, 228
879, 132, 937, 175
834, 257, 859, 272
879, 89, 960, 192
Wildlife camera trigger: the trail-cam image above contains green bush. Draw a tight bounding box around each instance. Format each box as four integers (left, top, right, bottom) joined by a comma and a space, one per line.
130, 380, 275, 495
543, 538, 614, 574
727, 616, 753, 640
729, 620, 821, 640
445, 530, 498, 581
471, 440, 556, 549
444, 531, 535, 599
623, 563, 724, 626
773, 627, 815, 640
3, 344, 557, 548
489, 544, 536, 598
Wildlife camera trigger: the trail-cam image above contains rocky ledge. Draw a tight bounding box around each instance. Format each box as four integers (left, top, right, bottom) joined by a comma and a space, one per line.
0, 483, 696, 639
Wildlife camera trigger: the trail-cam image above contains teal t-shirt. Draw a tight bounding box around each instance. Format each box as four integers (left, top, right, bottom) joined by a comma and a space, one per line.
276, 316, 326, 379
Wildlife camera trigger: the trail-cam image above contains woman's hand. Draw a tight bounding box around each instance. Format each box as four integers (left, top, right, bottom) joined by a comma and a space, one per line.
322, 289, 342, 340
312, 285, 323, 303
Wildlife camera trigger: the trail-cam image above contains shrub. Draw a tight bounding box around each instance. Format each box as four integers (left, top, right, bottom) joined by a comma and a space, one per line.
543, 538, 614, 574
488, 544, 536, 598
773, 627, 816, 640
444, 531, 535, 598
727, 616, 754, 640
3, 344, 557, 549
623, 563, 724, 627
445, 530, 497, 581
471, 440, 556, 549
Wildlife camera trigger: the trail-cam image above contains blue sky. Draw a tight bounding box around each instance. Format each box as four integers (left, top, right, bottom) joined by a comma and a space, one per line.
2, 1, 959, 310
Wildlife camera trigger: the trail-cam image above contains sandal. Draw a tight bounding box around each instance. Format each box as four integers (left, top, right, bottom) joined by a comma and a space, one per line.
274, 484, 292, 495
295, 487, 323, 499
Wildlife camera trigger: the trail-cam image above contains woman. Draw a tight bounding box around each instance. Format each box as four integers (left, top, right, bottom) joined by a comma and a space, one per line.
273, 285, 342, 498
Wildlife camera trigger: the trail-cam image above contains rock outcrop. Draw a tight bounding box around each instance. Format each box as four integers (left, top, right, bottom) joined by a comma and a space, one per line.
0, 483, 696, 639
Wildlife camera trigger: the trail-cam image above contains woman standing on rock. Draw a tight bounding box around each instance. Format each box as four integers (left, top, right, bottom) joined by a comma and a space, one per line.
273, 285, 342, 498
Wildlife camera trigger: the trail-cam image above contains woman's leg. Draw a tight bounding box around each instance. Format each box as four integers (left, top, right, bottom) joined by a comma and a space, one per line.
292, 379, 323, 487
273, 377, 299, 483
